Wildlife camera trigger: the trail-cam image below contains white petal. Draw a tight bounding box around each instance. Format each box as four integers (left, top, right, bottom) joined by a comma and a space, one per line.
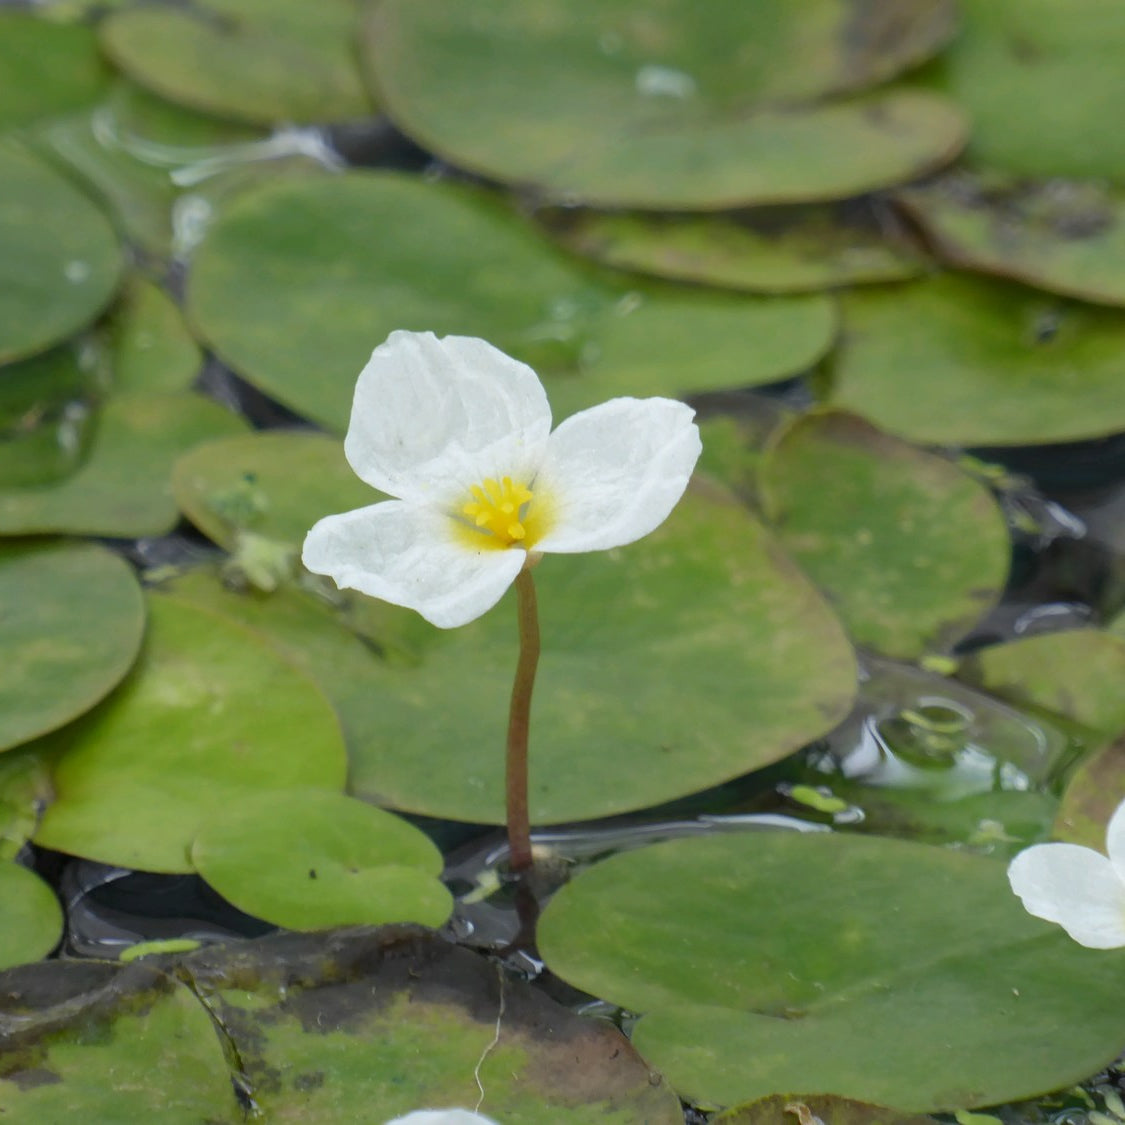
302, 500, 524, 629
344, 331, 552, 504
383, 1112, 500, 1125
1008, 842, 1125, 949
533, 397, 701, 554
1106, 796, 1125, 880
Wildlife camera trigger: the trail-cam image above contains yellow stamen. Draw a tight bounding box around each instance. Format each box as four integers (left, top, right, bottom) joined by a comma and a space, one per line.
461, 476, 535, 546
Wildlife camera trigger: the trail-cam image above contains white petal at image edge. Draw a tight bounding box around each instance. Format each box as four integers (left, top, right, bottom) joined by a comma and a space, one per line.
303, 501, 526, 629
345, 332, 552, 505
1106, 797, 1125, 881
534, 397, 702, 554
1008, 842, 1125, 949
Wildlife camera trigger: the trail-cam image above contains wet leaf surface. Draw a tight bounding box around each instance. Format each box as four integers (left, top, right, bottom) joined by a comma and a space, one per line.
0, 541, 144, 753
957, 629, 1125, 741
33, 593, 348, 873
187, 173, 836, 431
831, 273, 1125, 446
538, 831, 1125, 1112
191, 788, 452, 931
0, 140, 123, 364
544, 200, 926, 294
897, 171, 1125, 307
362, 0, 963, 207
100, 0, 372, 126
0, 392, 248, 538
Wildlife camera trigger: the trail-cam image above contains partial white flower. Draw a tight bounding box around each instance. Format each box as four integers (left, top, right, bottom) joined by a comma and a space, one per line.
383, 1112, 499, 1125
303, 330, 702, 628
1007, 797, 1125, 949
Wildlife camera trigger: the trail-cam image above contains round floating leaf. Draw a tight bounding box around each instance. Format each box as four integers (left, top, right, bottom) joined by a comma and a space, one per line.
714, 1093, 935, 1125
538, 831, 1125, 1112
0, 14, 109, 133
108, 278, 203, 393
758, 411, 1010, 658
545, 202, 926, 294
897, 172, 1125, 307
181, 926, 684, 1121
0, 343, 99, 489
957, 629, 1125, 740
33, 593, 348, 873
0, 541, 144, 753
0, 140, 123, 363
0, 864, 62, 971
362, 0, 963, 208
172, 430, 380, 551
187, 172, 835, 430
337, 485, 856, 824
0, 392, 248, 537
831, 273, 1125, 446
0, 960, 242, 1121
935, 0, 1125, 181
191, 789, 451, 930
99, 0, 372, 126
0, 752, 52, 862
1055, 735, 1125, 850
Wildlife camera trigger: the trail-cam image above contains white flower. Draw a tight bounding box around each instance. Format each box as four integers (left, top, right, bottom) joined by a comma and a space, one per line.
1007, 797, 1125, 949
383, 1112, 500, 1125
303, 331, 702, 628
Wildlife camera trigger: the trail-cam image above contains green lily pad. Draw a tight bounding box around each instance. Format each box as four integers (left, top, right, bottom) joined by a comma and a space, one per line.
172, 430, 380, 552
99, 0, 372, 126
0, 140, 123, 364
183, 925, 684, 1121
0, 960, 243, 1121
0, 14, 109, 134
1054, 734, 1125, 850
33, 593, 348, 873
758, 411, 1010, 658
191, 788, 451, 930
0, 864, 63, 972
0, 752, 52, 862
158, 564, 425, 771
339, 484, 855, 824
361, 0, 963, 208
897, 171, 1125, 307
830, 273, 1125, 446
714, 1093, 935, 1125
187, 172, 835, 431
538, 831, 1125, 1112
0, 343, 100, 489
0, 540, 144, 753
544, 202, 926, 294
107, 278, 203, 393
934, 0, 1125, 181
0, 392, 248, 537
957, 629, 1125, 740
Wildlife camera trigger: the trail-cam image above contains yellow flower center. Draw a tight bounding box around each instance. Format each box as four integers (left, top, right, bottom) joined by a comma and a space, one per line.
461, 476, 536, 546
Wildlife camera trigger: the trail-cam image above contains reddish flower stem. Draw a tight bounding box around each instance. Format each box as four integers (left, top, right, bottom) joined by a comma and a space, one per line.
506, 565, 540, 872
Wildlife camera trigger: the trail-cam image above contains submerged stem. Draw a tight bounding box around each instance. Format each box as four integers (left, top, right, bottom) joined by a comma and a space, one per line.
506, 563, 540, 872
